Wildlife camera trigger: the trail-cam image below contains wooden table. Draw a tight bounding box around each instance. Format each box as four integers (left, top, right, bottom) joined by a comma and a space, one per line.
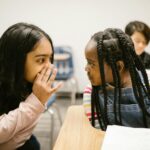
53, 105, 105, 150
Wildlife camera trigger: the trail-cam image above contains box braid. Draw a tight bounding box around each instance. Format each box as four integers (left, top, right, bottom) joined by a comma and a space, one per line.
115, 29, 150, 127
91, 28, 150, 130
91, 32, 109, 130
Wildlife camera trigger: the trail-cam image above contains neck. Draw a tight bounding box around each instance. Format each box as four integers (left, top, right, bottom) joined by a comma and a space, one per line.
121, 71, 132, 88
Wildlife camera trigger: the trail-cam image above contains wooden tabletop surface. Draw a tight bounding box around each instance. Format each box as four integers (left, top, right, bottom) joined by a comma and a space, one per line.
53, 105, 105, 150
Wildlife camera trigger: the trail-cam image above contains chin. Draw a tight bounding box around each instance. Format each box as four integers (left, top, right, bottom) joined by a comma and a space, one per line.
91, 82, 97, 86
136, 50, 144, 55
91, 81, 101, 86
25, 78, 34, 83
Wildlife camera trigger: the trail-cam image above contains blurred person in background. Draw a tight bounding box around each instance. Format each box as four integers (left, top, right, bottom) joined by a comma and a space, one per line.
125, 20, 150, 69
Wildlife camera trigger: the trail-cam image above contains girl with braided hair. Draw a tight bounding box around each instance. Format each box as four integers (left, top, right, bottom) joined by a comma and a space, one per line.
84, 28, 150, 131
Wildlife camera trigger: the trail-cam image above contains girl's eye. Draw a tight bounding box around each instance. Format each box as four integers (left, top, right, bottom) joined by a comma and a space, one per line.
134, 39, 141, 43
134, 39, 147, 46
37, 58, 45, 64
87, 61, 95, 67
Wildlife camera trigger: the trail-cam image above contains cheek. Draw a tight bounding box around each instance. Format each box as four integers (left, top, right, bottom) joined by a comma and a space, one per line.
97, 71, 102, 83
25, 65, 42, 82
92, 68, 101, 84
104, 69, 113, 82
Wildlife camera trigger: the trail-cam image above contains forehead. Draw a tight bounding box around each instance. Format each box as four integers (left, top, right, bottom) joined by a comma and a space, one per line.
31, 37, 53, 55
85, 39, 98, 60
131, 31, 147, 42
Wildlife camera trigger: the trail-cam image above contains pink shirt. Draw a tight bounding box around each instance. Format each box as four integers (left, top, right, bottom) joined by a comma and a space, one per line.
0, 93, 45, 150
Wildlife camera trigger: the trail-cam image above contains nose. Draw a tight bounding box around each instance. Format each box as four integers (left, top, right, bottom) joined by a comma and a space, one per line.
85, 64, 90, 72
138, 41, 147, 49
138, 43, 144, 48
44, 60, 52, 68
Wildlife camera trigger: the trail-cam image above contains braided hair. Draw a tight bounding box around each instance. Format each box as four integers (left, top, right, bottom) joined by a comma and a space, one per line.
91, 28, 150, 130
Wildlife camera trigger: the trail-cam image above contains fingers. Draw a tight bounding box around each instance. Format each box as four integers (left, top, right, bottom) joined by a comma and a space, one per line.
33, 65, 63, 104
50, 82, 63, 93
34, 66, 46, 82
35, 65, 55, 83
41, 65, 54, 82
47, 68, 57, 86
35, 64, 61, 88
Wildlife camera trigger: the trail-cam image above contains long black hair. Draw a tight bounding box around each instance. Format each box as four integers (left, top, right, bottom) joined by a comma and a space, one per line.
91, 28, 150, 130
0, 22, 54, 114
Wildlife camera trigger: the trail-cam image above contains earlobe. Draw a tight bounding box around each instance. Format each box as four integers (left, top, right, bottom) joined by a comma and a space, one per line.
117, 61, 124, 73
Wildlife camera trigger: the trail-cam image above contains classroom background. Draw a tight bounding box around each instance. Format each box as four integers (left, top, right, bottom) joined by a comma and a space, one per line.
0, 0, 150, 93
0, 1, 150, 149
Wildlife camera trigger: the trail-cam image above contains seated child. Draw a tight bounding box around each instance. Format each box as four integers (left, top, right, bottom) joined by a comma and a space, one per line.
83, 28, 150, 130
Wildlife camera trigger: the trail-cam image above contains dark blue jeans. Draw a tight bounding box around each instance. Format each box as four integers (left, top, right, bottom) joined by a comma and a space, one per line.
17, 135, 40, 150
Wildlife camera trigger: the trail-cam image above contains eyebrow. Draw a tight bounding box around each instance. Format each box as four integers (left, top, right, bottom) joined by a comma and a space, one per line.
35, 54, 52, 57
87, 58, 96, 63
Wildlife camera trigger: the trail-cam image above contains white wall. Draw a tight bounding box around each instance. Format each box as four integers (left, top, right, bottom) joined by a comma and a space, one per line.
0, 0, 150, 92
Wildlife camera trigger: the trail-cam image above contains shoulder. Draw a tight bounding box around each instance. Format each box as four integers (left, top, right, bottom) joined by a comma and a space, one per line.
140, 52, 150, 69
83, 84, 92, 103
83, 84, 92, 94
142, 52, 150, 60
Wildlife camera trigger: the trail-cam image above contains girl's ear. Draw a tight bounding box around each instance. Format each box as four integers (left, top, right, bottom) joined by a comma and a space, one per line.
117, 61, 124, 73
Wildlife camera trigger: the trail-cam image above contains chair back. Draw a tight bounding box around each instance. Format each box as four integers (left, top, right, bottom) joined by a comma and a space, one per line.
54, 46, 74, 80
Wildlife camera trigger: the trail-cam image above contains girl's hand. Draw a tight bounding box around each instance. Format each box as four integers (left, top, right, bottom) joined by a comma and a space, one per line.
32, 65, 62, 105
